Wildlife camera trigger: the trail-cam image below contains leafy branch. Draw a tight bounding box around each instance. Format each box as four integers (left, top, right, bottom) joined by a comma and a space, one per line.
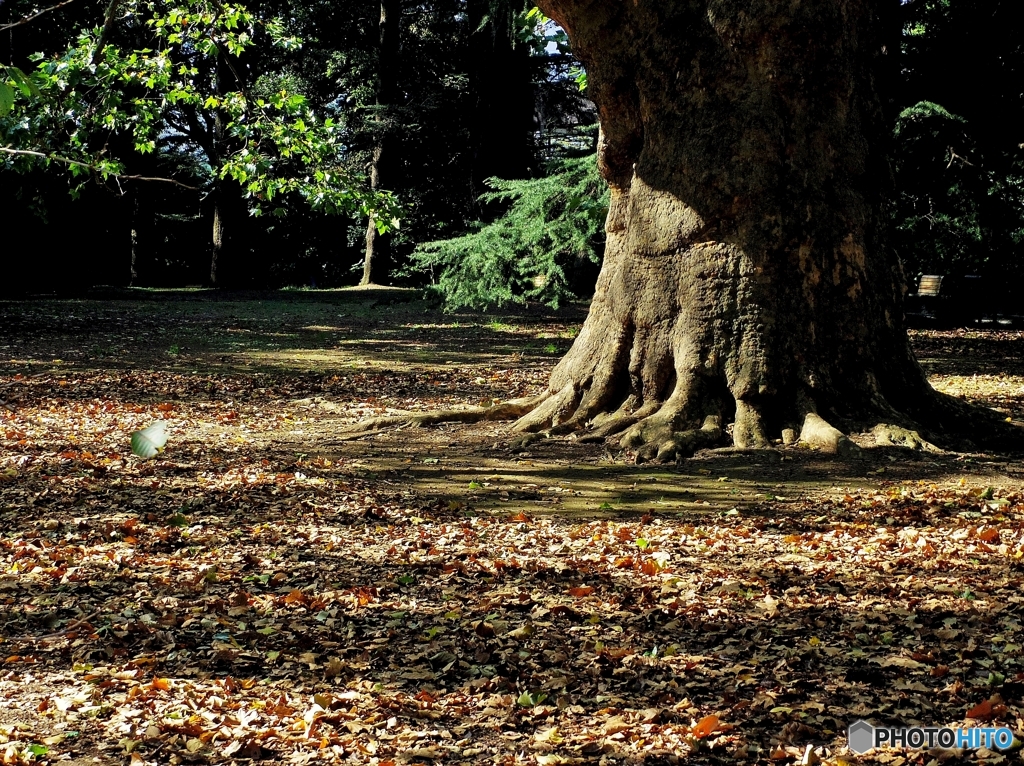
0, 146, 199, 188
410, 153, 606, 310
0, 0, 80, 31
0, 0, 400, 226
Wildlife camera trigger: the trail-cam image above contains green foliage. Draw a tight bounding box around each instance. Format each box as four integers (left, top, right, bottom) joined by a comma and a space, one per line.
894, 0, 1024, 283
410, 154, 607, 310
0, 0, 398, 224
519, 7, 564, 53
890, 101, 985, 276
521, 7, 586, 91
0, 65, 41, 115
2, 0, 592, 289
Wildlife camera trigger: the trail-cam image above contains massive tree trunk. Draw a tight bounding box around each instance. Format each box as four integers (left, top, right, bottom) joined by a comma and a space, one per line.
513, 0, 947, 456
344, 0, 1017, 453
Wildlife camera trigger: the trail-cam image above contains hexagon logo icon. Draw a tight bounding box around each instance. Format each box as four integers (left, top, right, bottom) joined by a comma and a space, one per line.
848, 720, 875, 754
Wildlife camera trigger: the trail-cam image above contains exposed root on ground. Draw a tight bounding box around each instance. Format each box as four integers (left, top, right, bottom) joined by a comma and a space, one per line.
338, 396, 543, 435
621, 415, 725, 463
799, 412, 861, 457
338, 325, 1019, 459
337, 383, 1024, 460
490, 360, 1019, 460
871, 423, 941, 453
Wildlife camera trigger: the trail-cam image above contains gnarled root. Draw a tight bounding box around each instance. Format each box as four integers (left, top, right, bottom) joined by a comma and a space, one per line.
511, 384, 581, 434
338, 395, 543, 436
508, 431, 547, 453
617, 414, 725, 463
798, 412, 862, 456
872, 423, 941, 453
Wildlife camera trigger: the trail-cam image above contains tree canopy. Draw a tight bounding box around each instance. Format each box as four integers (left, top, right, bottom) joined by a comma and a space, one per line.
1, 0, 1021, 304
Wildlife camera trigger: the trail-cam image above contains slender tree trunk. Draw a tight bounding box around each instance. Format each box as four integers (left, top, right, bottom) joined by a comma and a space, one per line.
130, 191, 140, 286
210, 49, 247, 287
361, 0, 401, 286
210, 46, 228, 287
210, 189, 225, 285
361, 146, 390, 286
511, 0, 956, 456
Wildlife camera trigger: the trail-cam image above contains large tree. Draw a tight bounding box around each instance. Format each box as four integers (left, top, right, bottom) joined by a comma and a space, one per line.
491, 0, 986, 456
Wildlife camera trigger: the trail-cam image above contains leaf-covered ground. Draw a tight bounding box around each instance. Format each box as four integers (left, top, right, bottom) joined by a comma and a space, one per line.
1, 290, 1023, 766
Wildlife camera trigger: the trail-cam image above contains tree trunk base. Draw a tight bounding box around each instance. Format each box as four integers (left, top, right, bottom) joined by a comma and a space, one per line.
339, 250, 1021, 462
339, 389, 1020, 459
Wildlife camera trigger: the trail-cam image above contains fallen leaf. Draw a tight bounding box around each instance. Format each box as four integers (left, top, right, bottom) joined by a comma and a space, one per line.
693, 714, 720, 738
967, 699, 993, 720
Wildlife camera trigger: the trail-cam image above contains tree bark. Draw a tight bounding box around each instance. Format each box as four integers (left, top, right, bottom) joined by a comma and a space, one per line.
210, 183, 226, 285
210, 177, 248, 286
513, 0, 952, 456
361, 145, 390, 286
209, 48, 248, 287
130, 190, 141, 286
361, 0, 401, 286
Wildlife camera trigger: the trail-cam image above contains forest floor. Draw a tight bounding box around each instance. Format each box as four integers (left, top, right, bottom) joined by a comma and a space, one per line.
1, 289, 1023, 766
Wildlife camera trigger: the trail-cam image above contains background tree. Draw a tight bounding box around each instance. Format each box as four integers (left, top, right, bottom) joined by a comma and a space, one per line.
410, 150, 606, 309
359, 0, 400, 286
892, 0, 1024, 294
411, 7, 599, 308
1, 0, 396, 288
5, 0, 1021, 307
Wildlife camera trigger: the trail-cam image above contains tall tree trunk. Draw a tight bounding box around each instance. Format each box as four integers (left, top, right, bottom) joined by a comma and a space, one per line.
210, 49, 247, 287
210, 177, 247, 286
512, 0, 956, 456
130, 191, 141, 287
210, 186, 226, 286
361, 145, 390, 286
361, 0, 401, 286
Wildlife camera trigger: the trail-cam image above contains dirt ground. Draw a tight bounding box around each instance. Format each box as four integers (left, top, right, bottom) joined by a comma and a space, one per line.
1, 290, 1023, 766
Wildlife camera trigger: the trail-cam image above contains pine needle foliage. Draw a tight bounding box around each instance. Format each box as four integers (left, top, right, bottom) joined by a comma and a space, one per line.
410, 154, 607, 310
890, 101, 986, 276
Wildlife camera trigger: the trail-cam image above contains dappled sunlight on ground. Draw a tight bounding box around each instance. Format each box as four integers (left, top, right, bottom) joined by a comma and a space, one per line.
0, 292, 1023, 765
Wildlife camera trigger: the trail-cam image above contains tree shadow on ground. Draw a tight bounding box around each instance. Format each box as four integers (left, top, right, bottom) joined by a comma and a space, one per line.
1, 472, 1021, 763
1, 293, 1023, 763
911, 327, 1024, 377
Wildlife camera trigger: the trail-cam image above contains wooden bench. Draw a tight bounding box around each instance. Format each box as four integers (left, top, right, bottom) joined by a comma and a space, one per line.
907, 274, 985, 325
915, 274, 943, 298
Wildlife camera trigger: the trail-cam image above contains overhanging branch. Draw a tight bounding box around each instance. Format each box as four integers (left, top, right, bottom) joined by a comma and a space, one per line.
0, 0, 79, 31
0, 146, 200, 189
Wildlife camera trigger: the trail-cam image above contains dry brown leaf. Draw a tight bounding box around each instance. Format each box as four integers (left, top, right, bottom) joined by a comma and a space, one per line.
966, 699, 993, 720
693, 714, 720, 738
